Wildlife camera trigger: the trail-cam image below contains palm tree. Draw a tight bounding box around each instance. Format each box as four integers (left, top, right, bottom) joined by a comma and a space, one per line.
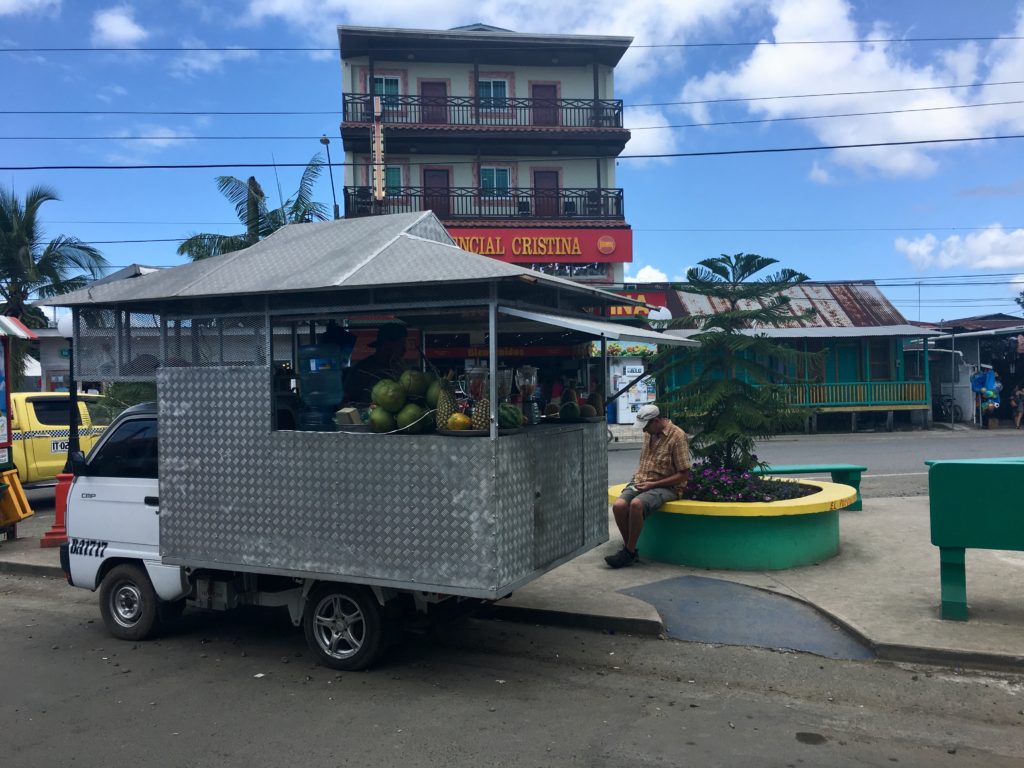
178, 153, 329, 261
0, 184, 109, 385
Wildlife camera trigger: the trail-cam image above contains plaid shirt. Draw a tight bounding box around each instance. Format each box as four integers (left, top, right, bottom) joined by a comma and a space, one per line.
633, 421, 691, 495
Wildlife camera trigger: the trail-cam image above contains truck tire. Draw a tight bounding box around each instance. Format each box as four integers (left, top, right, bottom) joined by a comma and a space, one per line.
99, 564, 161, 641
302, 583, 385, 671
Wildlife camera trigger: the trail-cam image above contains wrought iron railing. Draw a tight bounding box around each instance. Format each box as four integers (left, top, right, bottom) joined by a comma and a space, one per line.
783, 381, 929, 408
343, 186, 625, 220
343, 94, 625, 129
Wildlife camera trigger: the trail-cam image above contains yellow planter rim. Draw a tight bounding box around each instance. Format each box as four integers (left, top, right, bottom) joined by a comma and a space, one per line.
607, 479, 856, 517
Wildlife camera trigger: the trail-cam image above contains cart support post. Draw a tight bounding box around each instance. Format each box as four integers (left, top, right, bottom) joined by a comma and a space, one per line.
488, 294, 498, 440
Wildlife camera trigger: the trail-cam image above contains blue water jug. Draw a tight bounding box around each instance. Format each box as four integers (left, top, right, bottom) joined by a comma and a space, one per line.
297, 343, 343, 430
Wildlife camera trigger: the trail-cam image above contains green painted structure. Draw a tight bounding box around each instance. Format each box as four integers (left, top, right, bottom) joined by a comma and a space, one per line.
928, 460, 1024, 620
752, 463, 867, 510
637, 510, 840, 570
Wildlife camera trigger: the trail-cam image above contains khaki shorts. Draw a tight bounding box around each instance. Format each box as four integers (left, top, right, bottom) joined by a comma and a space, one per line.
618, 483, 679, 518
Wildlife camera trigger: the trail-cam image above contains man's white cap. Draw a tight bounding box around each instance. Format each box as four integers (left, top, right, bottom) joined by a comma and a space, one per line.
634, 404, 660, 425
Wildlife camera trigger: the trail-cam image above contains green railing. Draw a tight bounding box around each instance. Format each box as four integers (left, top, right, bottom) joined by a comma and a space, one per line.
783, 381, 928, 408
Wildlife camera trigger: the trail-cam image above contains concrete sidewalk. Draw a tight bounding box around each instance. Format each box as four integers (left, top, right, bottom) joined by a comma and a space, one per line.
5, 497, 1024, 670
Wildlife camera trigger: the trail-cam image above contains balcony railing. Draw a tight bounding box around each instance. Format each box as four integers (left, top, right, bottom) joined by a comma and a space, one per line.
783, 381, 929, 408
343, 94, 625, 129
344, 186, 625, 220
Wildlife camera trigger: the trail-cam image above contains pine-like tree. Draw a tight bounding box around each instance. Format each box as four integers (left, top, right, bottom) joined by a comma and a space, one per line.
660, 253, 819, 471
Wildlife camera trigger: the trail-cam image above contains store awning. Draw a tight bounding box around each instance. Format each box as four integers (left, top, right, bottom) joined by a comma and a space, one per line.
499, 307, 697, 346
0, 316, 38, 340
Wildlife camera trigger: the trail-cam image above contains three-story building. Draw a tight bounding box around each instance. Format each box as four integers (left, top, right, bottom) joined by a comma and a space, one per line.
337, 23, 634, 284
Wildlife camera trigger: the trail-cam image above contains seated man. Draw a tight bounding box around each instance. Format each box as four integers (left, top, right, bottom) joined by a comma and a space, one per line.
606, 404, 691, 569
347, 322, 409, 404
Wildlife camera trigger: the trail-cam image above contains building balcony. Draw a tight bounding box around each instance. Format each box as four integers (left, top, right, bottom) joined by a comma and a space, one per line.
343, 94, 625, 130
782, 381, 929, 410
343, 186, 625, 222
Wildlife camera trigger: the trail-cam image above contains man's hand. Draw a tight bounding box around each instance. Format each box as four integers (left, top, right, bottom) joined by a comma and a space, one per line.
634, 481, 656, 492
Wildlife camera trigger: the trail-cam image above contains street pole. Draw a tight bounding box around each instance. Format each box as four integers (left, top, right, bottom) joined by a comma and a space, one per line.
320, 135, 340, 220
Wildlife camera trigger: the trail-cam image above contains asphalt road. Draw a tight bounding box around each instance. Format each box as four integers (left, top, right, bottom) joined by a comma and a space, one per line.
610, 428, 1024, 497
3, 574, 1024, 768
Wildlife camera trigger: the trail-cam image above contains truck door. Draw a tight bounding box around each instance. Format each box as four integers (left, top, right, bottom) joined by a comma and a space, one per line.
68, 416, 160, 589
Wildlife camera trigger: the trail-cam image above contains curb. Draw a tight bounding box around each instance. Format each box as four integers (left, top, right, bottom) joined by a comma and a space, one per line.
481, 603, 664, 637
0, 559, 64, 579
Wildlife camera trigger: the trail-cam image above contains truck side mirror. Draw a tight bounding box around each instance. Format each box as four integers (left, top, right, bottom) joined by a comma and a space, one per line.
69, 451, 89, 476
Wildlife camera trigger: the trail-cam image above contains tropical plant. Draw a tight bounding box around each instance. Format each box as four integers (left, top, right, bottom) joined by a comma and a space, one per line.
177, 153, 329, 261
659, 253, 819, 472
0, 185, 109, 385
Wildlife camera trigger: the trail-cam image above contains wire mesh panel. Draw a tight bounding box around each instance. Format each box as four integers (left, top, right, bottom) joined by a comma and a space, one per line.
75, 309, 268, 382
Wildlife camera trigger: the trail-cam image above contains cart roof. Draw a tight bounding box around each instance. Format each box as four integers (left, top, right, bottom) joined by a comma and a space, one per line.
42, 212, 640, 310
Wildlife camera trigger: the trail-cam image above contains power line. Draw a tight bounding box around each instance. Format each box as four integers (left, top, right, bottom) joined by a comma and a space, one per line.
2, 36, 1022, 53
3, 133, 1022, 171
9, 99, 1021, 142
3, 80, 1021, 117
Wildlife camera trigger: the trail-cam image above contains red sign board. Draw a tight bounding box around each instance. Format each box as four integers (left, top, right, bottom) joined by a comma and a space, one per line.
607, 291, 668, 318
447, 227, 632, 264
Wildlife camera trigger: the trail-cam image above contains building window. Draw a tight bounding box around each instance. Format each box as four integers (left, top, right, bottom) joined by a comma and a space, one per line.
371, 165, 403, 196
477, 79, 508, 110
480, 167, 511, 197
372, 76, 400, 107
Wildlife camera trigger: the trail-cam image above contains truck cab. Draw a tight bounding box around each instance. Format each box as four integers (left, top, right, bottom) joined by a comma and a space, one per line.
9, 392, 106, 484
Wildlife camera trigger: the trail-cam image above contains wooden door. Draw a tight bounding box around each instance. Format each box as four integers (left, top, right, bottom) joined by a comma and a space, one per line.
420, 81, 448, 124
423, 169, 450, 218
533, 170, 559, 218
531, 84, 558, 126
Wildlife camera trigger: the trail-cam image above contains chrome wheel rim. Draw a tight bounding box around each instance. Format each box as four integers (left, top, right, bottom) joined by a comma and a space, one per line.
312, 594, 365, 660
110, 582, 143, 627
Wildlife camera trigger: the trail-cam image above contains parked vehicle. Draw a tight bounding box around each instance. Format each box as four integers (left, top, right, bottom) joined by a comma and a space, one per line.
9, 392, 106, 484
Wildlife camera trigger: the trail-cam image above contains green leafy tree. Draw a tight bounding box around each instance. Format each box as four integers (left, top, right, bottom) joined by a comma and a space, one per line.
0, 185, 109, 385
660, 253, 818, 472
177, 153, 329, 261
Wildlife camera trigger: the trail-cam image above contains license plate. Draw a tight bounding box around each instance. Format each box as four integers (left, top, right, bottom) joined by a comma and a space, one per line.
51, 440, 69, 453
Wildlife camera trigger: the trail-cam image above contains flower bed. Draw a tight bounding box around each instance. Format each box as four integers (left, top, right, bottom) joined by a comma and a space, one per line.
687, 464, 818, 503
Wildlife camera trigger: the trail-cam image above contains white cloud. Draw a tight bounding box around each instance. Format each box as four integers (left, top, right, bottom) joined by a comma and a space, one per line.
625, 264, 669, 282
680, 0, 1024, 178
91, 5, 148, 46
242, 0, 760, 85
895, 226, 1024, 270
808, 161, 831, 184
95, 84, 127, 103
0, 0, 58, 15
170, 38, 257, 78
623, 106, 680, 164
105, 124, 194, 163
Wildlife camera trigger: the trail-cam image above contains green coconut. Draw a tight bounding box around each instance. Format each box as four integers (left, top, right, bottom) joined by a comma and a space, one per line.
371, 379, 407, 413
425, 379, 442, 408
560, 401, 581, 420
396, 403, 427, 433
369, 407, 397, 434
399, 369, 431, 398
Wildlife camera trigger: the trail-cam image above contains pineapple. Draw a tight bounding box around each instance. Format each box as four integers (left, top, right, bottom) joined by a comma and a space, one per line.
435, 373, 457, 430
471, 398, 491, 430
561, 380, 579, 406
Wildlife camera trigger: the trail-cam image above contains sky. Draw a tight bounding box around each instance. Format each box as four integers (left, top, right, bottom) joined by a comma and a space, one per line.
2, 0, 1024, 324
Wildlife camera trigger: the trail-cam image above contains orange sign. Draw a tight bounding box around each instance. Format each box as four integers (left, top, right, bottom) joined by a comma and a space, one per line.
607, 292, 668, 317
447, 227, 632, 264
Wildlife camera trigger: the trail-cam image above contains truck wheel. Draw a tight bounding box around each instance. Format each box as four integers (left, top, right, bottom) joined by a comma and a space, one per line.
99, 564, 161, 641
303, 584, 385, 671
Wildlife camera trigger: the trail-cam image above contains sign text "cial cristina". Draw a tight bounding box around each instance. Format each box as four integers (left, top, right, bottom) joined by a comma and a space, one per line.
454, 235, 583, 257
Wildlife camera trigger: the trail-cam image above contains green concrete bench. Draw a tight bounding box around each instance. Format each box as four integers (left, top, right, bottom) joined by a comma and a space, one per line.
927, 460, 1024, 620
608, 481, 856, 570
752, 464, 867, 510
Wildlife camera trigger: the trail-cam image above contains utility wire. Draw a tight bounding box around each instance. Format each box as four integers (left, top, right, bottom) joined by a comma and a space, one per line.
8, 99, 1021, 141
2, 36, 1022, 52
3, 133, 1023, 171
3, 79, 1021, 116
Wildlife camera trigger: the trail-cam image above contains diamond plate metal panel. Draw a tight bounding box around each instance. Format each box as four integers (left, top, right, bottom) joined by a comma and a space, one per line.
583, 422, 610, 546
156, 368, 607, 597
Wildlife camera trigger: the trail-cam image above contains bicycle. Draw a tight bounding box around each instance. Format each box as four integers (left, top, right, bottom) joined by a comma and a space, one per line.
933, 395, 964, 423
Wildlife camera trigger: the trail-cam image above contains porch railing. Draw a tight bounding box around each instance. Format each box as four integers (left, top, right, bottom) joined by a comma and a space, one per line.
343, 186, 625, 220
343, 94, 625, 129
783, 381, 929, 408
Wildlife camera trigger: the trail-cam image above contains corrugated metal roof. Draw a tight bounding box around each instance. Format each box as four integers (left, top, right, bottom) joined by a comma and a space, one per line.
0, 316, 38, 339
42, 212, 638, 308
670, 281, 907, 328
666, 325, 939, 341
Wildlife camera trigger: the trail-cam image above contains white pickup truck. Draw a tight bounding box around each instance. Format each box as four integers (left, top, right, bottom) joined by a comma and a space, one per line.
60, 401, 460, 671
